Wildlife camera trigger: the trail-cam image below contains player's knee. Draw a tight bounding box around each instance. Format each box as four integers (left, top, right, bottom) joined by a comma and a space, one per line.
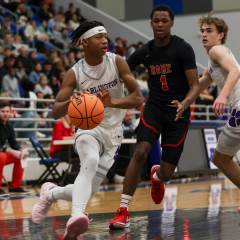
133, 147, 149, 165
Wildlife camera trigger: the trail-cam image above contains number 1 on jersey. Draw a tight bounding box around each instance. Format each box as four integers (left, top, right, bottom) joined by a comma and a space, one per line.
160, 75, 168, 91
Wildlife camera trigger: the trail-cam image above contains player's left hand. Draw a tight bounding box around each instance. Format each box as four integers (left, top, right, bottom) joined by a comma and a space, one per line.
212, 95, 227, 116
169, 100, 185, 121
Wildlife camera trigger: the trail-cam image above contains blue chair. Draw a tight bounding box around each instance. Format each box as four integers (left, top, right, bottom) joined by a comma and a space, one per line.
29, 137, 62, 187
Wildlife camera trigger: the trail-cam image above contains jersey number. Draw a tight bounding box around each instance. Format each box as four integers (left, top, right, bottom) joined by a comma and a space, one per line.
160, 75, 168, 91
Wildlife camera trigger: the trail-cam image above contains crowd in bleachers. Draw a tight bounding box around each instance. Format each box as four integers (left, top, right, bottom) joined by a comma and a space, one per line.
0, 0, 148, 139
0, 0, 146, 99
0, 0, 224, 129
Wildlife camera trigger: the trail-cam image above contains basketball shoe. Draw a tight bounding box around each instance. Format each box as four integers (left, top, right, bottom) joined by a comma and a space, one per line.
31, 182, 56, 224
63, 214, 89, 239
151, 165, 165, 204
109, 207, 130, 229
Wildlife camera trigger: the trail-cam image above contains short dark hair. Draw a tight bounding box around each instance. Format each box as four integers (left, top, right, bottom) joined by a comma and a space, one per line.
0, 100, 11, 109
71, 20, 105, 47
150, 5, 174, 21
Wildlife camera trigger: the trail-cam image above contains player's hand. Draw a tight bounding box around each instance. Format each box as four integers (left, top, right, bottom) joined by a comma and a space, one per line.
212, 95, 227, 117
97, 89, 112, 107
71, 90, 90, 101
169, 100, 185, 121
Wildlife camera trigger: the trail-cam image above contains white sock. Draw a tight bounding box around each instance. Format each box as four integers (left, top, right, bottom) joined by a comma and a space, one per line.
153, 172, 161, 181
48, 173, 105, 203
120, 194, 132, 210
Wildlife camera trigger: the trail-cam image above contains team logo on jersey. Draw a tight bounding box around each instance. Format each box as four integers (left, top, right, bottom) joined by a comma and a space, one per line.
228, 108, 240, 127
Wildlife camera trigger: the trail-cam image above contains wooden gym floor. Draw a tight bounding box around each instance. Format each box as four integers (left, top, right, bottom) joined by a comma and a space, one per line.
0, 176, 240, 240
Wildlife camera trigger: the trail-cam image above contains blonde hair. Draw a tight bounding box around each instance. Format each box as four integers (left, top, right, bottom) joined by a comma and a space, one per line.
199, 14, 228, 44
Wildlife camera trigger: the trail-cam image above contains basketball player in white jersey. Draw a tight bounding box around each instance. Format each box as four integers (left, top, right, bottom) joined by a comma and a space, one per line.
198, 16, 240, 190
31, 20, 143, 239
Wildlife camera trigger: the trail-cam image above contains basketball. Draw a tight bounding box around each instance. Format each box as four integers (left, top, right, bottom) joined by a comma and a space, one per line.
67, 93, 104, 129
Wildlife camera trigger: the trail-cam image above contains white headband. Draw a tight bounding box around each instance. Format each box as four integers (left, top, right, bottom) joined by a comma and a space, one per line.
80, 26, 107, 40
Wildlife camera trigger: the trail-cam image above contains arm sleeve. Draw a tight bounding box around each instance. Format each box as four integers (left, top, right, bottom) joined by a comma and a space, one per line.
8, 124, 20, 150
179, 42, 197, 71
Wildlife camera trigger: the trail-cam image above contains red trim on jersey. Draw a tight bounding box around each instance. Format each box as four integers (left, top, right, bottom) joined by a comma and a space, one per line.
162, 128, 188, 148
140, 115, 158, 135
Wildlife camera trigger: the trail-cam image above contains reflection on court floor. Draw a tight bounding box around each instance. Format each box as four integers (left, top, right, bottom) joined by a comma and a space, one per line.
0, 207, 240, 239
0, 178, 240, 239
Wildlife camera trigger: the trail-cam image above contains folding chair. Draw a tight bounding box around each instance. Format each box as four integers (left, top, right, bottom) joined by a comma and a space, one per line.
29, 137, 62, 187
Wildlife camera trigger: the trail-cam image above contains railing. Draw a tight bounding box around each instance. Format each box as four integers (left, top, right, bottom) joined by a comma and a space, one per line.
0, 96, 229, 146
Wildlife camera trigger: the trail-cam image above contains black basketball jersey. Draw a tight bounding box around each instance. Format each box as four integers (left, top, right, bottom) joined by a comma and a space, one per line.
127, 35, 197, 107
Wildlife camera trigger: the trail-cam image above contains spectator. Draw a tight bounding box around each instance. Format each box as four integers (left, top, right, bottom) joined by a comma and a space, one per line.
35, 73, 53, 98
29, 62, 42, 84
0, 101, 28, 194
1, 67, 20, 99
49, 115, 79, 171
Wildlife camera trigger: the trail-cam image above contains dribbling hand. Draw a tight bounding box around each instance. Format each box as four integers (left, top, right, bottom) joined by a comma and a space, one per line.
71, 90, 90, 101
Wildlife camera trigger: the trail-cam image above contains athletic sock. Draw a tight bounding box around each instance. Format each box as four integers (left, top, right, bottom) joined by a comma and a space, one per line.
120, 194, 132, 210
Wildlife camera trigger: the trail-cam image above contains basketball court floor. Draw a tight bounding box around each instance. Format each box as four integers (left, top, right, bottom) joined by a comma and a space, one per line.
0, 176, 240, 240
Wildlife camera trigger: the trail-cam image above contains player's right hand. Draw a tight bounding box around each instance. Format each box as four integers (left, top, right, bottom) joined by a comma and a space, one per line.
71, 90, 90, 101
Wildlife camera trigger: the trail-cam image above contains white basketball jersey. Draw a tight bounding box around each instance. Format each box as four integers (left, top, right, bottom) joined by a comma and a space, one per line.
71, 52, 126, 128
208, 47, 240, 107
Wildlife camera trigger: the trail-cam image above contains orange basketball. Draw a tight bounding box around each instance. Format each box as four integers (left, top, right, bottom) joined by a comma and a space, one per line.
67, 93, 104, 129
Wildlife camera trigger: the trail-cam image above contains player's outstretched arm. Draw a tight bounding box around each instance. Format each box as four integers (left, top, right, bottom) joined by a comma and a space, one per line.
110, 55, 144, 109
198, 69, 213, 93
52, 69, 76, 119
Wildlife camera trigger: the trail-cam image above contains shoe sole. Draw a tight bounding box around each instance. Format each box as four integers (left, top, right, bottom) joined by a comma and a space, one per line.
64, 215, 89, 239
109, 221, 130, 230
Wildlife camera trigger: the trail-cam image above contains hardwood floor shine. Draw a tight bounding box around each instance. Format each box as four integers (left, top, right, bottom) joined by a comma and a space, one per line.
0, 177, 240, 239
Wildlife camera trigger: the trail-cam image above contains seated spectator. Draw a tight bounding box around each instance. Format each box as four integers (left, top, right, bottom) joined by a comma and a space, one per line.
49, 115, 79, 172
0, 101, 28, 194
35, 73, 53, 98
1, 67, 21, 99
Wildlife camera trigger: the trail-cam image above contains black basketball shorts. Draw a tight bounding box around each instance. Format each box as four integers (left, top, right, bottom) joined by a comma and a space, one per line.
136, 103, 190, 166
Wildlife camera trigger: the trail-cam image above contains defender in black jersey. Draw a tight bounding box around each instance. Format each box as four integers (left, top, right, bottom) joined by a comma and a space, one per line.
110, 5, 200, 229
129, 35, 198, 163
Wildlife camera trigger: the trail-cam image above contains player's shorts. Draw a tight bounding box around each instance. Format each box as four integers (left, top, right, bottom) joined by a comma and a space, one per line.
216, 106, 240, 156
74, 125, 123, 175
136, 103, 190, 166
